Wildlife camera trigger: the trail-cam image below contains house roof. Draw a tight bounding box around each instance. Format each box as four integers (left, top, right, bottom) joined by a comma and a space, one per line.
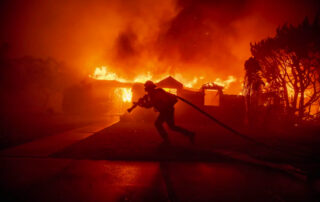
156, 76, 183, 89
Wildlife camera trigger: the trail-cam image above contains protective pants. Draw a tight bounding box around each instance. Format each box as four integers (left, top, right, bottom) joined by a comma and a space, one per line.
155, 108, 193, 142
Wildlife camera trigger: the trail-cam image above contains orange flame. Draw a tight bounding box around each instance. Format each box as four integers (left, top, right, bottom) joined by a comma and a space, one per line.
133, 72, 153, 83
114, 88, 132, 102
213, 76, 236, 89
89, 66, 127, 82
89, 66, 237, 102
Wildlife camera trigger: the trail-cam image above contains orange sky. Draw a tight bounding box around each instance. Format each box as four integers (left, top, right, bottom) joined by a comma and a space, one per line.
0, 0, 319, 93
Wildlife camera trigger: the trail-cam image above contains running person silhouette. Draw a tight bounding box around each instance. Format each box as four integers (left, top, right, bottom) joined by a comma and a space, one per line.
137, 80, 195, 144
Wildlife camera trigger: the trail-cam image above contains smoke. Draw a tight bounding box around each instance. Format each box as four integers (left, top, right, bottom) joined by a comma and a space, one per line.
0, 0, 319, 92
155, 0, 250, 75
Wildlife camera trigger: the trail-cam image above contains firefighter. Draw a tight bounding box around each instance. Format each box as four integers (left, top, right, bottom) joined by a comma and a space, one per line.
137, 80, 195, 145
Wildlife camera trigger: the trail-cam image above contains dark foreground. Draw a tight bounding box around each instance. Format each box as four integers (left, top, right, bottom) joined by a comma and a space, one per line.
1, 118, 320, 201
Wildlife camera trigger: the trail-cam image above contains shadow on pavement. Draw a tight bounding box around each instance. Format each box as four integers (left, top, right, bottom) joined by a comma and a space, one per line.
52, 121, 235, 163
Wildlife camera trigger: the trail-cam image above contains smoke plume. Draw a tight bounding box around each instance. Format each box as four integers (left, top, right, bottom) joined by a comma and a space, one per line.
0, 0, 319, 92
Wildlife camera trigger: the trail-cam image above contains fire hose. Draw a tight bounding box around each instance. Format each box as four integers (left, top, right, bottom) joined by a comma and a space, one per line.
176, 96, 261, 145
176, 95, 313, 160
127, 95, 313, 161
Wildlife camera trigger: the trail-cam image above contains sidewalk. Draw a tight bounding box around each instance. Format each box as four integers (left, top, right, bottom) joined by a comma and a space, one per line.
0, 117, 119, 158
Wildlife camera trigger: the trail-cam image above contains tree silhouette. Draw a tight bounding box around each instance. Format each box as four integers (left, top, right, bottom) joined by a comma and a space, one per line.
246, 16, 320, 120
244, 57, 264, 99
243, 57, 265, 124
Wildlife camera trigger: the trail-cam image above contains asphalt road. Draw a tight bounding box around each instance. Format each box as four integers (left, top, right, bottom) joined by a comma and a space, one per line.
1, 118, 319, 201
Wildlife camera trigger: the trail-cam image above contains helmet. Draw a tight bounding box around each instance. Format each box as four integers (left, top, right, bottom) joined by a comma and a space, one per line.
144, 80, 156, 91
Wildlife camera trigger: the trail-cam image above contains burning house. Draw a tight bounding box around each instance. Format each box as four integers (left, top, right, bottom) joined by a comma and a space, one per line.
62, 79, 133, 115
62, 72, 245, 126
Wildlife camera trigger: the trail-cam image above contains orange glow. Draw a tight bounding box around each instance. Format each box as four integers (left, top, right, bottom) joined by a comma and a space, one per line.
163, 88, 177, 95
213, 76, 236, 89
114, 88, 132, 102
204, 89, 220, 106
90, 66, 237, 91
89, 66, 155, 84
89, 66, 127, 82
3, 0, 317, 99
286, 83, 295, 98
184, 77, 199, 88
133, 72, 153, 83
